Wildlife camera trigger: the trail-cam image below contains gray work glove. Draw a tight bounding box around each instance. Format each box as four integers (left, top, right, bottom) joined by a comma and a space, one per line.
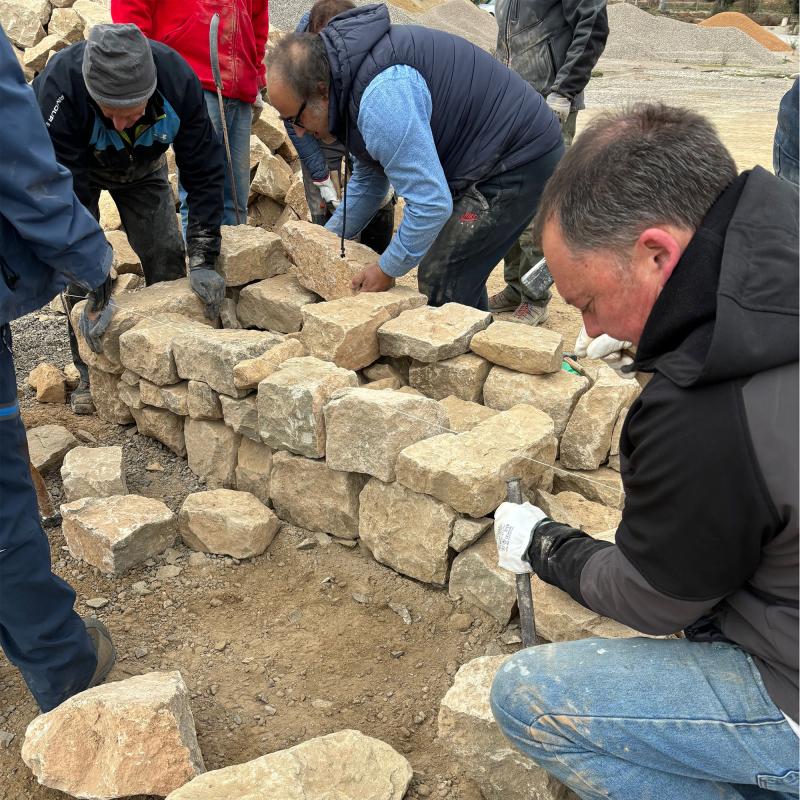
189, 265, 225, 320
547, 93, 572, 124
252, 91, 266, 126
78, 274, 114, 353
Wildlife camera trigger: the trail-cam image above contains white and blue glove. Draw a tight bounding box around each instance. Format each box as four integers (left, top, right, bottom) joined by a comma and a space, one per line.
574, 325, 634, 375
546, 93, 571, 124
494, 501, 549, 574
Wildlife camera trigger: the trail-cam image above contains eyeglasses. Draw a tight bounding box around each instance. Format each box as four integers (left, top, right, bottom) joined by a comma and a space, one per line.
280, 99, 307, 129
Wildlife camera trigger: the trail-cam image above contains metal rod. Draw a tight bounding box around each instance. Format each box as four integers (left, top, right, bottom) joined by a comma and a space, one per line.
506, 478, 539, 648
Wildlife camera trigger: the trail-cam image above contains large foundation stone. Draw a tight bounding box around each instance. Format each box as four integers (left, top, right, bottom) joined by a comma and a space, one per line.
61, 446, 127, 502
218, 225, 289, 286
237, 273, 318, 333
184, 419, 241, 488
408, 353, 492, 402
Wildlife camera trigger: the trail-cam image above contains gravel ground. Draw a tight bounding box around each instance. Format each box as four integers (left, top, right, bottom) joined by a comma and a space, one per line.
268, 0, 416, 33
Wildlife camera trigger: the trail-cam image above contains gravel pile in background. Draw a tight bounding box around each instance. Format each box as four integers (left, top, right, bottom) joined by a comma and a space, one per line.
417, 0, 498, 52
268, 0, 415, 33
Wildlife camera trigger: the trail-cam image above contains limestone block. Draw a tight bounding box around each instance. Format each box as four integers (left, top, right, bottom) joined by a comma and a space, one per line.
379, 304, 492, 363
284, 176, 309, 220
325, 388, 448, 482
112, 272, 144, 296
396, 405, 556, 518
270, 451, 367, 539
276, 137, 298, 163
187, 380, 223, 420
88, 367, 133, 424
449, 532, 517, 624
359, 478, 457, 585
165, 729, 411, 800
121, 371, 138, 386
184, 419, 241, 488
552, 491, 621, 534
60, 494, 176, 573
179, 489, 278, 558
98, 189, 120, 230
173, 329, 284, 398
72, 0, 112, 32
438, 657, 574, 800
251, 152, 292, 202
362, 362, 404, 383
535, 489, 582, 530
552, 466, 624, 510
257, 357, 358, 458
364, 377, 403, 390
118, 381, 143, 410
28, 362, 66, 403
105, 229, 142, 275
249, 134, 269, 169
64, 362, 81, 389
237, 273, 317, 333
301, 288, 427, 371
483, 366, 589, 439
26, 424, 78, 472
235, 437, 272, 505
439, 395, 499, 433
559, 372, 639, 470
131, 406, 186, 457
13, 41, 34, 79
0, 0, 49, 48
160, 382, 189, 417
409, 353, 491, 402
450, 516, 492, 552
218, 225, 290, 287
220, 394, 259, 441
139, 379, 165, 408
280, 220, 378, 300
47, 7, 84, 43
248, 194, 284, 231
61, 445, 127, 502
22, 671, 204, 799
251, 103, 286, 151
608, 406, 628, 472
233, 338, 306, 390
471, 321, 563, 375
23, 33, 66, 72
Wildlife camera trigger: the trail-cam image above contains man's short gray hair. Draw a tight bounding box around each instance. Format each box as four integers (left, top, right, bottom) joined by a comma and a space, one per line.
268, 33, 330, 102
533, 103, 738, 254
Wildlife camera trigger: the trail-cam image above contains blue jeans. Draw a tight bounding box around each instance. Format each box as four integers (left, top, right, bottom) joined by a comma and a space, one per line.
180, 90, 251, 229
490, 637, 799, 799
774, 79, 799, 188
0, 326, 96, 711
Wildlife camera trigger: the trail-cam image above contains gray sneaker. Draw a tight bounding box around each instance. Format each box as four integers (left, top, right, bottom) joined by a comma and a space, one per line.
70, 378, 94, 415
83, 618, 115, 688
488, 286, 521, 313
510, 300, 550, 326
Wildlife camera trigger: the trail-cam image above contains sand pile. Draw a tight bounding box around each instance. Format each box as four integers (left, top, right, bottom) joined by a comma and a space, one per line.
700, 12, 793, 52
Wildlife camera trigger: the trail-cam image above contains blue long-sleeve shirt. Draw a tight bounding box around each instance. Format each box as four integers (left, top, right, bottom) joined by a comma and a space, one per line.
325, 65, 453, 277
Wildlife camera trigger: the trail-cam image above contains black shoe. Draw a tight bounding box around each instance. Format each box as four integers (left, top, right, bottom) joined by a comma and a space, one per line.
83, 618, 115, 688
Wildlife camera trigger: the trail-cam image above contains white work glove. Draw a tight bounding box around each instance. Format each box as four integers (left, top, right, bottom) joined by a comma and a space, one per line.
252, 91, 265, 125
314, 175, 339, 206
494, 502, 549, 575
574, 325, 635, 375
546, 93, 571, 124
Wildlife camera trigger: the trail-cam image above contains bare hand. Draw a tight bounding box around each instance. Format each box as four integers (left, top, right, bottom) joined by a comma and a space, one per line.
351, 263, 395, 294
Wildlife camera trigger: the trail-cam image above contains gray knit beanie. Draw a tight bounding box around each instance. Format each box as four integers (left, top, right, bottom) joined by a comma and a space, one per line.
82, 24, 157, 109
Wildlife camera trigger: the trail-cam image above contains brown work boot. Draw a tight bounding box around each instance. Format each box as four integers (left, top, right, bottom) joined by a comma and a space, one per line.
488, 286, 521, 313
83, 618, 115, 688
510, 300, 550, 326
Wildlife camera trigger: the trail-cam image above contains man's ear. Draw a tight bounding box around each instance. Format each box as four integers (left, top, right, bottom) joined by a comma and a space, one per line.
634, 226, 689, 288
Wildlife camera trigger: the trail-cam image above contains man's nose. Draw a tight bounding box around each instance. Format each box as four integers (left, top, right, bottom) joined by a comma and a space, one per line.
113, 118, 128, 132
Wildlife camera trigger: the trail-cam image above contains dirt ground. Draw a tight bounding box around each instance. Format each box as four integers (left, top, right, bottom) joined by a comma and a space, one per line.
1, 58, 793, 799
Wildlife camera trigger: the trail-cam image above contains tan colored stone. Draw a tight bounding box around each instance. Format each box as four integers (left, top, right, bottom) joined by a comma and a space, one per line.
12, 41, 33, 79
131, 406, 186, 457
98, 189, 120, 230
363, 377, 403, 390
301, 288, 427, 371
359, 479, 457, 585
379, 304, 492, 363
233, 338, 307, 390
235, 437, 272, 505
60, 494, 176, 573
64, 362, 81, 390
179, 489, 278, 558
483, 366, 590, 439
251, 152, 293, 202
471, 321, 563, 375
112, 272, 144, 296
362, 362, 403, 383
257, 357, 358, 458
249, 134, 269, 170
26, 424, 78, 472
552, 491, 621, 534
270, 451, 367, 539
439, 395, 499, 433
284, 173, 309, 219
553, 466, 624, 509
218, 225, 290, 287
450, 516, 492, 552
72, 0, 112, 32
187, 380, 223, 420
325, 387, 448, 482
251, 103, 286, 151
159, 382, 190, 416
47, 7, 84, 43
61, 445, 127, 502
237, 273, 318, 333
139, 378, 163, 408
184, 419, 241, 488
248, 194, 284, 231
105, 229, 142, 275
281, 220, 379, 300
0, 0, 48, 48
408, 353, 491, 402
173, 329, 284, 398
608, 405, 628, 472
23, 33, 67, 72
535, 489, 582, 530
276, 136, 298, 164
220, 394, 259, 441
165, 729, 411, 800
396, 405, 556, 518
22, 671, 204, 799
88, 367, 134, 424
28, 362, 66, 403
118, 381, 143, 410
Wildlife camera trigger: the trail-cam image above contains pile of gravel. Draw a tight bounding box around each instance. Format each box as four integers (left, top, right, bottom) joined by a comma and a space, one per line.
268, 0, 415, 33
418, 0, 498, 52
603, 3, 786, 67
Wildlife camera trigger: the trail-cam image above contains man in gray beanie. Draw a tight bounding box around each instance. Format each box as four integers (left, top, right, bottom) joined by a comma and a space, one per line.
34, 24, 226, 414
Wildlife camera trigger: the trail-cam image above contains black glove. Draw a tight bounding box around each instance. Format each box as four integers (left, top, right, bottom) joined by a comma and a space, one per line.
189, 265, 225, 320
78, 300, 115, 354
86, 273, 112, 314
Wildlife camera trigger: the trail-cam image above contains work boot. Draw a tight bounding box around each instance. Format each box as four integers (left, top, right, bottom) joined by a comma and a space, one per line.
488, 286, 521, 313
70, 376, 94, 415
83, 617, 115, 689
510, 300, 549, 326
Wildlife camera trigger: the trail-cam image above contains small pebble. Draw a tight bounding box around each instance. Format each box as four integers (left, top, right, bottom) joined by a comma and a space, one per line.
448, 613, 473, 632
296, 538, 317, 551
133, 646, 149, 659
0, 731, 14, 749
85, 597, 108, 609
146, 462, 164, 472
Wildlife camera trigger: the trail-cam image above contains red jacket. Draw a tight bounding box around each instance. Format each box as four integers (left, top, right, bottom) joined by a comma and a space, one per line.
111, 0, 268, 104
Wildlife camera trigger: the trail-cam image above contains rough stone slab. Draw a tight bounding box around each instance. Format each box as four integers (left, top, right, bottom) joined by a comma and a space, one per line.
251, 152, 293, 202
165, 729, 411, 800
98, 189, 121, 230
438, 657, 575, 800
449, 532, 517, 623
248, 194, 284, 231
159, 382, 190, 417
184, 419, 241, 488
22, 671, 204, 799
364, 377, 403, 390
470, 321, 563, 375
439, 395, 499, 433
363, 362, 404, 383
139, 379, 165, 409
281, 220, 379, 300
483, 367, 590, 439
249, 134, 269, 169
27, 425, 78, 472
105, 230, 142, 276
187, 380, 223, 420
237, 273, 318, 333
118, 381, 143, 410
233, 338, 307, 390
235, 437, 272, 505
251, 103, 286, 151
378, 304, 492, 363
0, 0, 49, 48
270, 451, 367, 539
450, 516, 492, 552
220, 394, 259, 441
61, 446, 127, 503
179, 489, 278, 559
535, 489, 583, 530
72, 0, 111, 31
408, 353, 492, 402
325, 388, 448, 482
60, 494, 176, 573
284, 174, 309, 218
257, 357, 358, 458
396, 405, 556, 518
218, 225, 290, 286
300, 288, 427, 371
608, 406, 628, 472
552, 466, 624, 510
131, 406, 186, 457
273, 203, 299, 234
47, 7, 84, 43
113, 272, 144, 296
23, 33, 67, 72
89, 367, 134, 424
28, 362, 66, 403
173, 329, 284, 398
551, 491, 621, 534
359, 479, 457, 585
